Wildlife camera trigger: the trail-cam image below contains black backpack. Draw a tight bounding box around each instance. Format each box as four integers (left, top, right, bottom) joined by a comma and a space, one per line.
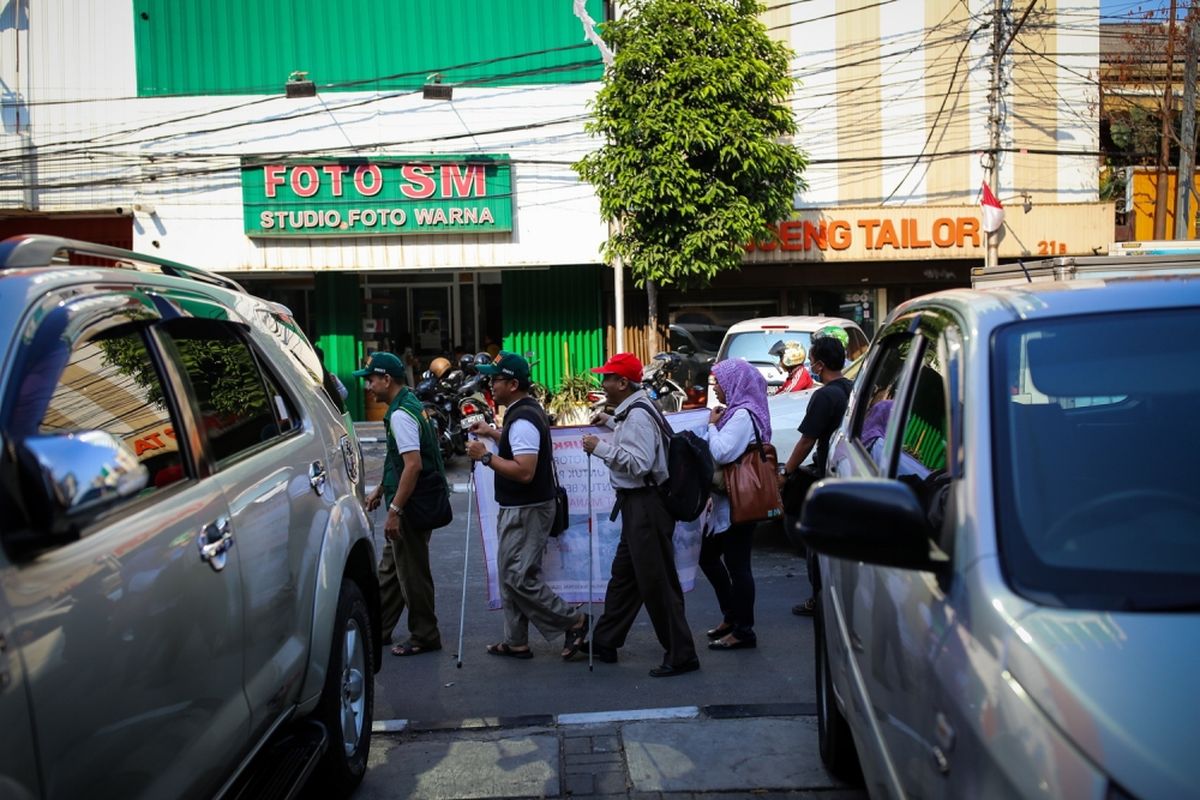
617, 401, 713, 522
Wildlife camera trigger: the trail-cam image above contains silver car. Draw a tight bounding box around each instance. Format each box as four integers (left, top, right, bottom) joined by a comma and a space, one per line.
799, 276, 1200, 798
0, 236, 381, 799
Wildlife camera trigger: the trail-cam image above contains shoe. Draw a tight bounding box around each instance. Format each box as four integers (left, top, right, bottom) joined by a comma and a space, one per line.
705, 623, 733, 640
588, 643, 619, 664
649, 657, 700, 678
487, 642, 533, 660
708, 636, 757, 651
792, 598, 816, 617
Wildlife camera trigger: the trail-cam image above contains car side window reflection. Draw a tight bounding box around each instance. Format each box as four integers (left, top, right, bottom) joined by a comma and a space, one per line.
161, 320, 295, 466
38, 329, 186, 500
897, 340, 949, 479
850, 333, 914, 470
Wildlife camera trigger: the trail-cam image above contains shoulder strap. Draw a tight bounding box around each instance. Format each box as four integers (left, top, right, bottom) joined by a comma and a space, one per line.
617, 400, 672, 442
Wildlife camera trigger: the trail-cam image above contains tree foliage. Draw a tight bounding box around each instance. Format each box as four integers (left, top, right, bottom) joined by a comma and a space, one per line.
574, 0, 807, 288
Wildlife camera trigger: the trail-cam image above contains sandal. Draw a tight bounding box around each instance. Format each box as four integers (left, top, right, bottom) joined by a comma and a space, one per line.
486, 642, 533, 659
391, 640, 443, 657
561, 614, 592, 660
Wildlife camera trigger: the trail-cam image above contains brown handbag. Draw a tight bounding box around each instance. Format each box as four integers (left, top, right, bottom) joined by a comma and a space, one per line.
722, 418, 784, 525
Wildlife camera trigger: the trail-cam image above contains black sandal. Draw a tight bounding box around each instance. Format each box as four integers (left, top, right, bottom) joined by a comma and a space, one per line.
561, 614, 591, 660
487, 642, 533, 659
792, 598, 816, 617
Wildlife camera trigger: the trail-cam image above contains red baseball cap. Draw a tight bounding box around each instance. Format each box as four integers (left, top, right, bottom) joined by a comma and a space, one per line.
590, 352, 643, 383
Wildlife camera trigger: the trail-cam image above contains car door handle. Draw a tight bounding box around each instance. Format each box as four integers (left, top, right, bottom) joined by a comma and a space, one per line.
198, 516, 233, 572
309, 460, 327, 495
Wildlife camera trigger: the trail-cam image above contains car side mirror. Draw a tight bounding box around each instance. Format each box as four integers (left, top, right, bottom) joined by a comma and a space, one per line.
675, 344, 694, 356
797, 478, 948, 572
16, 431, 148, 538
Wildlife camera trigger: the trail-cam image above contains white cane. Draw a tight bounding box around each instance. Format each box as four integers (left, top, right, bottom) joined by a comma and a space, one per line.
455, 468, 475, 669
587, 450, 594, 672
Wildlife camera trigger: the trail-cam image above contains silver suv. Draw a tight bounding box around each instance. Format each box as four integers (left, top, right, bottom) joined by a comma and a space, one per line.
800, 276, 1199, 798
0, 236, 381, 799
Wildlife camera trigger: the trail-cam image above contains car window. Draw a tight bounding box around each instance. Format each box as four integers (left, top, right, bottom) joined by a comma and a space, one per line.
992, 309, 1200, 611
846, 328, 870, 363
161, 319, 298, 466
897, 343, 948, 478
850, 333, 915, 471
36, 328, 187, 503
723, 331, 813, 365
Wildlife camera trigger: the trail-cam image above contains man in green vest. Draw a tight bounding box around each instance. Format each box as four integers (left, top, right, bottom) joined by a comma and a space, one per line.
357, 351, 444, 657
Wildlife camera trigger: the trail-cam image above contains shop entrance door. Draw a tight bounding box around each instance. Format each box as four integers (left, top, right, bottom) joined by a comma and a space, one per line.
411, 286, 453, 361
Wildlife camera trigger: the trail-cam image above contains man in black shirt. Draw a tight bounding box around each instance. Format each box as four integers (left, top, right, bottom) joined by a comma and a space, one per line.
783, 335, 853, 616
466, 353, 588, 659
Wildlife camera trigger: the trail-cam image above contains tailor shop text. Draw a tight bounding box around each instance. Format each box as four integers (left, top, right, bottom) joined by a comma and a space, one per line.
749, 216, 983, 253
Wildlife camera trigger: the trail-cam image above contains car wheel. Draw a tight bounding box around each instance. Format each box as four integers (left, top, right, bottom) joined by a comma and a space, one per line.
310, 579, 374, 796
813, 590, 862, 784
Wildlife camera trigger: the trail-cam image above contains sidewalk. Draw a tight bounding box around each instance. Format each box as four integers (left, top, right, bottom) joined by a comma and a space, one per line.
355, 705, 863, 799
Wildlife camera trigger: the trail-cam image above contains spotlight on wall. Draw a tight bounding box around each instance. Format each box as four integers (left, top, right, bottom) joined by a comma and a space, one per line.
285, 71, 316, 99
423, 73, 453, 101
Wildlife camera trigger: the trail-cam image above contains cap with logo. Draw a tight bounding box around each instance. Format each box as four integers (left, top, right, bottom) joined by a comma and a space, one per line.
475, 351, 530, 382
352, 351, 406, 380
590, 352, 643, 383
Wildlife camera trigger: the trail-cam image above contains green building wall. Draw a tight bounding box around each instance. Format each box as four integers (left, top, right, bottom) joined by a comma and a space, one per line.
501, 265, 604, 392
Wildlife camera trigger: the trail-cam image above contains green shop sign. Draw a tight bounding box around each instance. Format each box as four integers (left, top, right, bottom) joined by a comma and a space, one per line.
241, 155, 512, 237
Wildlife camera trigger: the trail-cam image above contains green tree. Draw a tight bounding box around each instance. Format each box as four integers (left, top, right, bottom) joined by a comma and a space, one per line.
574, 0, 807, 299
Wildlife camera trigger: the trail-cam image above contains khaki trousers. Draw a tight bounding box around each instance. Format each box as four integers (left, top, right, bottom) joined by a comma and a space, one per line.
498, 500, 579, 647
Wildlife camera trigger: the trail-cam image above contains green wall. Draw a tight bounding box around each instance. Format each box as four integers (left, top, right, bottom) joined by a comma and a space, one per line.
133, 0, 605, 96
313, 273, 364, 418
502, 266, 604, 392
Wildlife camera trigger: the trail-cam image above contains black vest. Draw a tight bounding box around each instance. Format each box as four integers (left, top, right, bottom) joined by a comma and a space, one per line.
494, 397, 556, 506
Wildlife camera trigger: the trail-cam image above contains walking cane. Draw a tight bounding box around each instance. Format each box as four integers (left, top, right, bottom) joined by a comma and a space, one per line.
586, 450, 594, 672
455, 467, 475, 669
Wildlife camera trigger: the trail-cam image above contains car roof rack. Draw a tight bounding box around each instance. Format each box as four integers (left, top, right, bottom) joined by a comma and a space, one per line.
0, 234, 246, 293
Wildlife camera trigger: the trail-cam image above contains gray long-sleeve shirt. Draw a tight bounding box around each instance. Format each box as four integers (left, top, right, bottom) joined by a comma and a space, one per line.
592, 390, 669, 489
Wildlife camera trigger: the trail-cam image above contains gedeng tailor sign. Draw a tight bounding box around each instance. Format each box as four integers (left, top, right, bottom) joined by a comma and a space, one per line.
241, 155, 513, 236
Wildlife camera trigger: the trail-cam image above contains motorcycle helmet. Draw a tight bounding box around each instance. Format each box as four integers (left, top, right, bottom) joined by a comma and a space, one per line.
458, 353, 476, 373
475, 351, 494, 366
813, 325, 849, 349
429, 357, 452, 379
415, 375, 438, 397
780, 340, 807, 368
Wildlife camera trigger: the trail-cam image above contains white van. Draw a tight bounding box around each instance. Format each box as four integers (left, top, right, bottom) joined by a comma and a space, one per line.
711, 316, 869, 402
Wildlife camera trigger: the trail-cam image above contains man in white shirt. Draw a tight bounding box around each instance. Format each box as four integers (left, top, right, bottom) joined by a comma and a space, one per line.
357, 351, 443, 657
466, 353, 588, 659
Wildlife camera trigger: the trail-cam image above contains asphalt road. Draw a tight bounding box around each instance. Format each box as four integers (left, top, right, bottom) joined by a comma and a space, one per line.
364, 458, 820, 725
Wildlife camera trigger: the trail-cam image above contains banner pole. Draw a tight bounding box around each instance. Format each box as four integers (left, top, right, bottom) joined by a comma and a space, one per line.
587, 450, 594, 673
455, 470, 475, 668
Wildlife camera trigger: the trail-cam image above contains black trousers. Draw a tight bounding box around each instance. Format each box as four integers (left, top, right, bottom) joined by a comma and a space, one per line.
698, 521, 756, 640
592, 488, 697, 667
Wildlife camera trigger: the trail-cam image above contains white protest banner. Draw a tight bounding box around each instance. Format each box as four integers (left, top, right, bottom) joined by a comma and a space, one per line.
471, 408, 710, 610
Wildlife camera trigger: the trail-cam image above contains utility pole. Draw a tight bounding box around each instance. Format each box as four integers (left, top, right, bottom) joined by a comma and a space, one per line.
985, 0, 1005, 269
1154, 0, 1179, 239
1175, 6, 1199, 240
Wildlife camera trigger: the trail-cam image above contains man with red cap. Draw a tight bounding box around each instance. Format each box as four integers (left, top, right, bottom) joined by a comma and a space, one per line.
580, 353, 699, 677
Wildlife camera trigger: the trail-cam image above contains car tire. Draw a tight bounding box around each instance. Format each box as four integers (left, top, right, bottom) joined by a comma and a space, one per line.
813, 590, 862, 784
309, 578, 375, 797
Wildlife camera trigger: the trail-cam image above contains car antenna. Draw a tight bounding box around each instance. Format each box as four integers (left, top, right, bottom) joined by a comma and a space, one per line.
1018, 259, 1032, 283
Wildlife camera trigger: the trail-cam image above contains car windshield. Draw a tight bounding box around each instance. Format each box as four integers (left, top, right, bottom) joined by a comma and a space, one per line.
991, 309, 1200, 611
722, 331, 814, 367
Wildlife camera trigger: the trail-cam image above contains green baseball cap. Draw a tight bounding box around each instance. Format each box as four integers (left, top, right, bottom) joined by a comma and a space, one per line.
475, 351, 530, 381
352, 351, 406, 380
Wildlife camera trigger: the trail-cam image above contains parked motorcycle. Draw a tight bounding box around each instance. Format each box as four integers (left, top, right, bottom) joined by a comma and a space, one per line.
413, 370, 458, 461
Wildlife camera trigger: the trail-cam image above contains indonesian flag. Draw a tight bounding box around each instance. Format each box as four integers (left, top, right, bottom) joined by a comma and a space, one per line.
980, 182, 1005, 233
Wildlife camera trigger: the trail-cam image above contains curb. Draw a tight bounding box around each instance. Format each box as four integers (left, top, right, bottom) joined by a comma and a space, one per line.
371, 702, 817, 735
